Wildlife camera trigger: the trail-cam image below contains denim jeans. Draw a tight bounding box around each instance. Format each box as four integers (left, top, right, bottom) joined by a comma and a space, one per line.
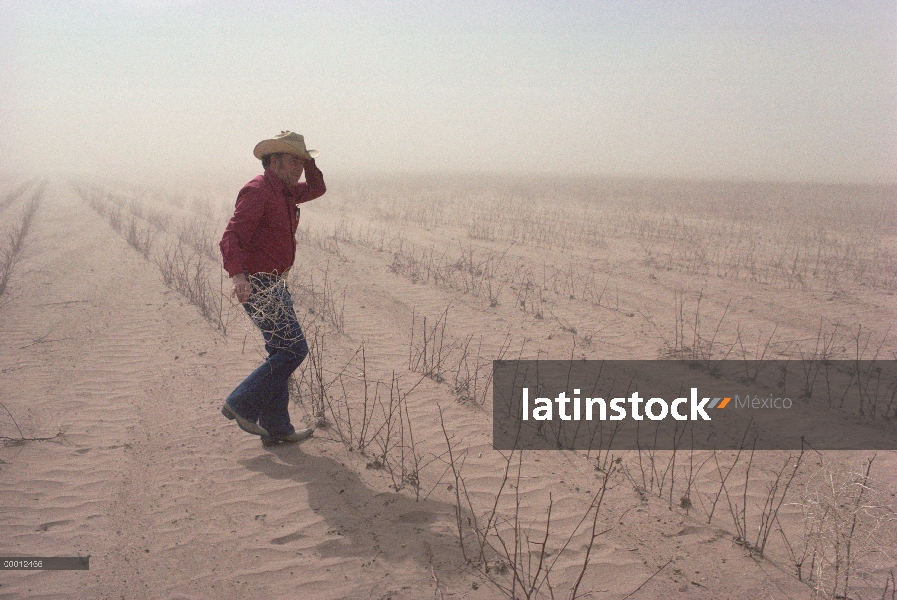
225, 275, 308, 437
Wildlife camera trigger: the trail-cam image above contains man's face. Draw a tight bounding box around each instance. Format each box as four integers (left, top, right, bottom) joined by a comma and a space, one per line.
271, 153, 305, 185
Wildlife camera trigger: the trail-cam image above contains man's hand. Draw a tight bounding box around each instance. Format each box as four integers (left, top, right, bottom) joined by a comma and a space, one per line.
232, 272, 251, 303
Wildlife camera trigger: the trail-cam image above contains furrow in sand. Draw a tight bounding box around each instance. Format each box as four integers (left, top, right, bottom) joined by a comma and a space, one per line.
0, 189, 257, 597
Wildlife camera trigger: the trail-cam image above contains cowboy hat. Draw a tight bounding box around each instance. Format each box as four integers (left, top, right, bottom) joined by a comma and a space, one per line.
253, 131, 320, 160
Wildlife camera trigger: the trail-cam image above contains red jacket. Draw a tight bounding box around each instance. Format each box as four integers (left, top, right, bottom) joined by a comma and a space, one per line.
220, 160, 326, 277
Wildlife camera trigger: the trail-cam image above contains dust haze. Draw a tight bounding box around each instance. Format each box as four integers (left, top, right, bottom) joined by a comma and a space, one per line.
1, 1, 895, 185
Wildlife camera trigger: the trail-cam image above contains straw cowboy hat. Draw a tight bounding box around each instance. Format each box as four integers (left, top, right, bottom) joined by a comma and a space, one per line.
253, 131, 320, 160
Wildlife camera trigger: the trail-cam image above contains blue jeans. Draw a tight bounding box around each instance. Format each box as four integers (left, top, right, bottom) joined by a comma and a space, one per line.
225, 275, 308, 437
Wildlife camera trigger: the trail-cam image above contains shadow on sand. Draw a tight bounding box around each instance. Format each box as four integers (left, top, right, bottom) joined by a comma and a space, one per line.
239, 442, 463, 571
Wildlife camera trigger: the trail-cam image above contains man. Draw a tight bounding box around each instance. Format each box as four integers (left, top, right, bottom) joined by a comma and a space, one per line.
219, 131, 326, 446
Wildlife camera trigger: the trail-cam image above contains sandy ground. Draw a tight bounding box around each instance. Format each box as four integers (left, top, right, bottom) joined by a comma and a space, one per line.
0, 180, 894, 599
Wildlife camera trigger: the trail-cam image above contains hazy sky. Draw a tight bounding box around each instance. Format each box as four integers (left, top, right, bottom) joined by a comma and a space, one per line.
2, 1, 895, 184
